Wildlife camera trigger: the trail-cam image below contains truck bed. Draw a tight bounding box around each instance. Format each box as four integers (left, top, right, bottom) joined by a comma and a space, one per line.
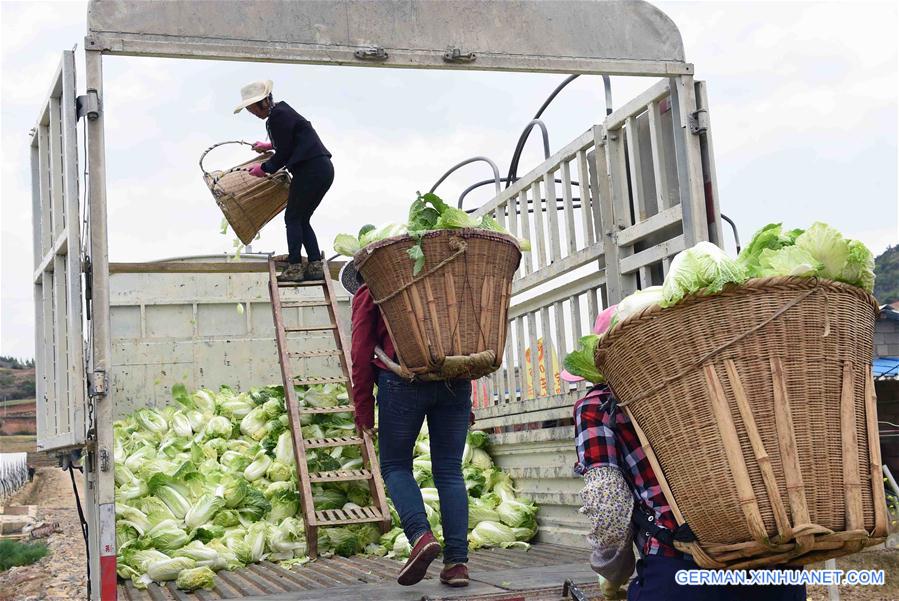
119, 543, 598, 601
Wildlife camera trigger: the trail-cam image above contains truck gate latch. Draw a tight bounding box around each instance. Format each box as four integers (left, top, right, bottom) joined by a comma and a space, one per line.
90, 370, 107, 396
689, 108, 709, 135
443, 47, 477, 64
354, 46, 389, 61
99, 448, 110, 472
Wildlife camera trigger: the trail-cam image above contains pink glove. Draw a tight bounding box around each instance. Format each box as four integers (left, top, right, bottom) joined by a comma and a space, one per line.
252, 141, 273, 152
248, 164, 266, 177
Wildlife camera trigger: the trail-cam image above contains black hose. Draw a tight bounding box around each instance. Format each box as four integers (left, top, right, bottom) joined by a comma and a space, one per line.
68, 464, 91, 600
505, 75, 580, 188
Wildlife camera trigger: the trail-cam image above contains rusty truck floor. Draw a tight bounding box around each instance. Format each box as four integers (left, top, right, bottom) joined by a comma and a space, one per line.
119, 543, 597, 601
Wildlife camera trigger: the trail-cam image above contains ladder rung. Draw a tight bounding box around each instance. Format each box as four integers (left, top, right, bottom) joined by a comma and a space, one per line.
284, 324, 337, 333
278, 280, 326, 288
301, 404, 354, 415
304, 436, 363, 449
309, 469, 372, 483
314, 506, 384, 526
288, 350, 342, 358
294, 376, 348, 386
280, 301, 331, 308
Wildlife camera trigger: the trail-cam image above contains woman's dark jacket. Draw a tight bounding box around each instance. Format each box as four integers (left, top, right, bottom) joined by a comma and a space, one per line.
261, 101, 331, 174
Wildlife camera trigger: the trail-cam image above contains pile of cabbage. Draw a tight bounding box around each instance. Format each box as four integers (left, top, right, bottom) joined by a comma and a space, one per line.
334, 192, 531, 274
562, 222, 876, 383
113, 384, 536, 591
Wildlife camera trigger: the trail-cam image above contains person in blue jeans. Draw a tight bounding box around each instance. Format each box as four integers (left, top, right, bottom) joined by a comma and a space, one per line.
351, 280, 472, 587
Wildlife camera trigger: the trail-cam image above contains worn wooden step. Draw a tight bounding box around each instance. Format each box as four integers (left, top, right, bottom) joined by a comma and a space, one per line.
293, 375, 348, 386
313, 505, 384, 527
309, 469, 372, 483
279, 300, 332, 308
304, 436, 363, 449
301, 405, 355, 415
288, 349, 342, 358
284, 324, 337, 333
277, 280, 326, 288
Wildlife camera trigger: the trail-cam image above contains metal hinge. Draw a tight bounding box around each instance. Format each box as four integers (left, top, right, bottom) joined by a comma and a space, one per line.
689, 108, 709, 135
83, 255, 93, 321
443, 47, 476, 64
76, 90, 100, 121
354, 46, 388, 61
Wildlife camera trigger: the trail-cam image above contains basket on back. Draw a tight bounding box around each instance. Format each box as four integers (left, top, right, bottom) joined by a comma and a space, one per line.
595, 277, 887, 569
200, 141, 291, 245
354, 229, 521, 381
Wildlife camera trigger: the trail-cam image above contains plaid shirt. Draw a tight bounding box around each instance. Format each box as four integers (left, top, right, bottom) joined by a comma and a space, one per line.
574, 384, 685, 558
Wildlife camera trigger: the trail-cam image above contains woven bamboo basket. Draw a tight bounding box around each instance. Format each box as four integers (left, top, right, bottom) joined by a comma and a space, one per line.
200, 141, 291, 245
595, 277, 888, 569
354, 229, 521, 381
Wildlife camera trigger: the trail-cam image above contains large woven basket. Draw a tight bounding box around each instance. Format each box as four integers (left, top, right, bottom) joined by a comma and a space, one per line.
354, 229, 521, 381
595, 277, 887, 569
200, 141, 291, 245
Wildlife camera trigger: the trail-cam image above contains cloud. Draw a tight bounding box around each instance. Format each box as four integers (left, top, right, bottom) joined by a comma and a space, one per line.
0, 1, 84, 55
2, 1, 897, 359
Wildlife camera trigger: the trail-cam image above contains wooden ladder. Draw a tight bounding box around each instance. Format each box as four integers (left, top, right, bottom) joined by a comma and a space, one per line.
267, 256, 391, 557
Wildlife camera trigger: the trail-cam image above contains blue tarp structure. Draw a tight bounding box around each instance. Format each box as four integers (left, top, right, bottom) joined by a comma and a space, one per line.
874, 357, 899, 379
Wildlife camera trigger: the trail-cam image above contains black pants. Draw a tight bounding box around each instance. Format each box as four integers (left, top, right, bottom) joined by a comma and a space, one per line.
627, 556, 806, 600
285, 156, 334, 264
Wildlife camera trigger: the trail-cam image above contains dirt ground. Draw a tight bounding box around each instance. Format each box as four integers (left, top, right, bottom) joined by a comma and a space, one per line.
804, 546, 899, 601
0, 467, 88, 601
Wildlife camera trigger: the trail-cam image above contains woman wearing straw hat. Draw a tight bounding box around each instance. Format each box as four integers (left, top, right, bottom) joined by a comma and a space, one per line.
236, 80, 334, 282
567, 306, 806, 600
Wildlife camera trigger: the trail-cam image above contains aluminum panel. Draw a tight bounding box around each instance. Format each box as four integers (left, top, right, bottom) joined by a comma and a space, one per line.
31, 51, 87, 452
86, 0, 688, 75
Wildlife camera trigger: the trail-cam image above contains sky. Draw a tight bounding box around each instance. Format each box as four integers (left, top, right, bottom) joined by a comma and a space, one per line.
2, 0, 897, 359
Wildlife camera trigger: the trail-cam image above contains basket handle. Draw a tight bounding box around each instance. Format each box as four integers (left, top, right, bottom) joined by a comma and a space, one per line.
200, 140, 291, 197
372, 238, 468, 305
199, 140, 254, 179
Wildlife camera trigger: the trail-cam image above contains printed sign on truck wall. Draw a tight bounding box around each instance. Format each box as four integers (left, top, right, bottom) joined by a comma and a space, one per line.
525, 338, 561, 398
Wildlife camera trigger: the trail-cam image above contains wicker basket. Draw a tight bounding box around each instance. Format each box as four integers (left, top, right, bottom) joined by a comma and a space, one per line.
595, 277, 888, 569
354, 229, 521, 381
200, 141, 291, 245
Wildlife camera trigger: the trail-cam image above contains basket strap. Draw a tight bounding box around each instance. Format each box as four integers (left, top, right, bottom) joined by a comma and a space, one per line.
373, 345, 415, 381
372, 238, 468, 305
615, 286, 821, 408
631, 504, 697, 549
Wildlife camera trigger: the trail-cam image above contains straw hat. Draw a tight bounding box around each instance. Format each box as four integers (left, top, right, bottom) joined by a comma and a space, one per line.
233, 80, 273, 114
339, 260, 362, 296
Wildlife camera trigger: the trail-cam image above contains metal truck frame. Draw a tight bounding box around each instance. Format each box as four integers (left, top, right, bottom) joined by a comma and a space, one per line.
30, 2, 722, 598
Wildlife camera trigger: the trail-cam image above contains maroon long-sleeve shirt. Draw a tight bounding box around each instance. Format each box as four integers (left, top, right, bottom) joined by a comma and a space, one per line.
350, 284, 395, 430
350, 284, 476, 431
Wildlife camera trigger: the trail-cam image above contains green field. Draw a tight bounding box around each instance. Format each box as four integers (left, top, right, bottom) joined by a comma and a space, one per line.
0, 434, 37, 453
0, 398, 35, 408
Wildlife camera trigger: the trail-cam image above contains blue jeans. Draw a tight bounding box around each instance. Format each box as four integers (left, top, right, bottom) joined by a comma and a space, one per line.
627, 556, 806, 600
377, 370, 472, 564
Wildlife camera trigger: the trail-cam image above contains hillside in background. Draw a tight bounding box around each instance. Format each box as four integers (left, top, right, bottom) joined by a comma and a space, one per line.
0, 367, 35, 400
875, 245, 899, 305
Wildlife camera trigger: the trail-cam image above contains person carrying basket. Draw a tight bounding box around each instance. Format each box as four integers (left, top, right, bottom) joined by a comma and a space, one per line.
235, 80, 334, 282
349, 268, 474, 588
568, 306, 806, 600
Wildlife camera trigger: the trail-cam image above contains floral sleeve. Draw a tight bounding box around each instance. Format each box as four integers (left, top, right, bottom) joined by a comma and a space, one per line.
580, 466, 635, 585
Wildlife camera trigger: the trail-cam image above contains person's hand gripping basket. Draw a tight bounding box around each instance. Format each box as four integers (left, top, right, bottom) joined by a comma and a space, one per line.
199, 140, 291, 245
